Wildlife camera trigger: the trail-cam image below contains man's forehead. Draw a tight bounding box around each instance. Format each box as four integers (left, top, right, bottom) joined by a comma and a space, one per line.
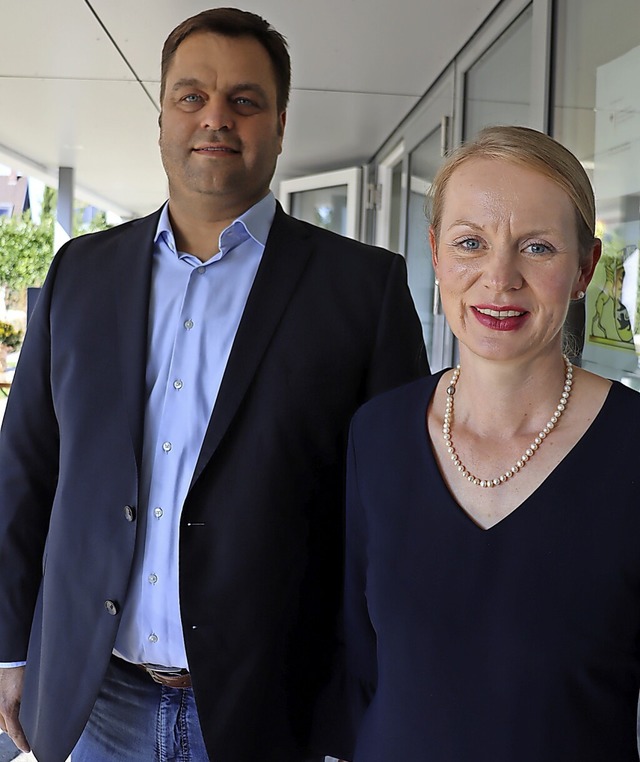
167, 33, 276, 88
172, 32, 269, 67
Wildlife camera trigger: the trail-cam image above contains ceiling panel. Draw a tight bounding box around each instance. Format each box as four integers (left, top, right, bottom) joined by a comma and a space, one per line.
0, 0, 500, 215
0, 78, 163, 216
3, 0, 135, 79
90, 0, 499, 94
282, 90, 420, 176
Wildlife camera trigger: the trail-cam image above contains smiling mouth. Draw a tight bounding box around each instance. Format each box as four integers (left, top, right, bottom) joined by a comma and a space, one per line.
475, 307, 527, 319
193, 146, 239, 154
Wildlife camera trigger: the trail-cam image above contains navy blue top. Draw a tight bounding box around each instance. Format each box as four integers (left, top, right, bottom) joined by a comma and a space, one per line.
345, 372, 640, 761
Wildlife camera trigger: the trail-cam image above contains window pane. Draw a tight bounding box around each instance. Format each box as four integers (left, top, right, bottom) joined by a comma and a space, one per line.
407, 130, 447, 369
463, 5, 533, 139
389, 162, 403, 253
290, 185, 349, 236
553, 0, 640, 383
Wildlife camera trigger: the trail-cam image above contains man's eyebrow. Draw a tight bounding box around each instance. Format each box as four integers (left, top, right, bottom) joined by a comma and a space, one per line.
229, 83, 268, 99
171, 77, 206, 92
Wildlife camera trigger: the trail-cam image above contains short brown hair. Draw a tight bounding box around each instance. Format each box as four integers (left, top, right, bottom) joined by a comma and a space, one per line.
160, 7, 291, 113
428, 126, 596, 262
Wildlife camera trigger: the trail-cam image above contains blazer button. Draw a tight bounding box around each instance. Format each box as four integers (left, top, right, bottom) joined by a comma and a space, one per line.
124, 505, 136, 522
104, 600, 119, 616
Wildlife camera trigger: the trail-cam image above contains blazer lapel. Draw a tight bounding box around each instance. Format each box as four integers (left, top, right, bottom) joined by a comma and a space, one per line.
112, 211, 159, 471
191, 207, 312, 485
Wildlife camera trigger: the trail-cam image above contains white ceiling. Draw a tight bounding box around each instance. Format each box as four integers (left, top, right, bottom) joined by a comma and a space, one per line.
1, 0, 499, 218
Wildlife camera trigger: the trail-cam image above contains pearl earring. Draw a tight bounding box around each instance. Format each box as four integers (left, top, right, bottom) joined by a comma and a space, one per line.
575, 290, 585, 300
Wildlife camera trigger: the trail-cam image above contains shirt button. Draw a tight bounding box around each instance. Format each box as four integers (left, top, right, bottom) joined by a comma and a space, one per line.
184, 319, 194, 330
148, 573, 158, 585
154, 507, 164, 519
162, 441, 172, 453
148, 633, 159, 643
197, 266, 206, 275
173, 379, 183, 390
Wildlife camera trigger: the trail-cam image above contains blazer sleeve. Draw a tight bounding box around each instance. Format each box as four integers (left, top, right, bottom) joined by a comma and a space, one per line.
343, 419, 378, 736
311, 416, 378, 760
0, 246, 63, 660
365, 252, 429, 400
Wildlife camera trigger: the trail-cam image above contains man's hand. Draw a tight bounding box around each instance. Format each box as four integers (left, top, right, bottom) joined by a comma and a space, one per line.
0, 666, 29, 753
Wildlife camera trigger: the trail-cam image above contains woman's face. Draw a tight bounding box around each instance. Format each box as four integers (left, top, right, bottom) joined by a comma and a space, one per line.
430, 157, 600, 364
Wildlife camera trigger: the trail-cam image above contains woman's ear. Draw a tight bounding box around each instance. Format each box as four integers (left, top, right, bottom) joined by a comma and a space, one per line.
578, 238, 602, 292
429, 226, 438, 273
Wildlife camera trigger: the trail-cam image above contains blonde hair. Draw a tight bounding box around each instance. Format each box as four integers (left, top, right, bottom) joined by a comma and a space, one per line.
428, 126, 596, 261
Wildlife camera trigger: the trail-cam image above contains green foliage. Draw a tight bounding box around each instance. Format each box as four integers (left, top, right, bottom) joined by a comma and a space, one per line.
42, 185, 56, 218
80, 208, 111, 234
0, 214, 54, 302
0, 320, 23, 349
0, 186, 113, 310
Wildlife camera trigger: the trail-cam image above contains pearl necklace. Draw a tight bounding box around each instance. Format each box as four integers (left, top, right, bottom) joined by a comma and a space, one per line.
442, 356, 573, 488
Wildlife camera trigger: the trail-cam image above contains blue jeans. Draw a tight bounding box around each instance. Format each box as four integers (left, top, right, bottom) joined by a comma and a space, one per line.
72, 656, 209, 762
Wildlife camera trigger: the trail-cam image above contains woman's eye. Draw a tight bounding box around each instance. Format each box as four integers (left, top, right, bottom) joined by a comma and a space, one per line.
525, 242, 551, 255
457, 238, 480, 250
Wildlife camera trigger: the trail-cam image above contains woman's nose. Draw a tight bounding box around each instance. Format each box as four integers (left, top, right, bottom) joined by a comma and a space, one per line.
483, 251, 523, 292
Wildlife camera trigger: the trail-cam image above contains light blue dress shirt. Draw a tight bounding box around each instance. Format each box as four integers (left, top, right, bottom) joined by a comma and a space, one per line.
0, 195, 275, 671
113, 193, 275, 669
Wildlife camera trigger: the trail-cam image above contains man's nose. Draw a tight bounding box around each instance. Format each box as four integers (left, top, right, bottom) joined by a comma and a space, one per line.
200, 96, 234, 131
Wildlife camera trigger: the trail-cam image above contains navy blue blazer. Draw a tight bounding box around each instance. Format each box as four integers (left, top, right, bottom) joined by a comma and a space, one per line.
0, 203, 428, 762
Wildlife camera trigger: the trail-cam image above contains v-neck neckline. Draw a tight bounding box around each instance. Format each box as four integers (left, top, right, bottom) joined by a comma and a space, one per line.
421, 371, 615, 533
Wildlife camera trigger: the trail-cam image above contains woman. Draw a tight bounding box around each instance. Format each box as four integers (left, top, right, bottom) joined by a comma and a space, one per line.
343, 126, 640, 761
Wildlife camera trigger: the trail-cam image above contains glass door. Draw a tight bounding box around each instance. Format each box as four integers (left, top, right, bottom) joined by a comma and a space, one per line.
279, 167, 362, 239
460, 4, 534, 139
368, 70, 455, 370
402, 71, 455, 371
368, 0, 542, 374
406, 126, 454, 373
374, 142, 405, 253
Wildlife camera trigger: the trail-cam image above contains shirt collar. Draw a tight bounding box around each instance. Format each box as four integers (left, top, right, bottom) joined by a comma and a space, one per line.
153, 192, 276, 255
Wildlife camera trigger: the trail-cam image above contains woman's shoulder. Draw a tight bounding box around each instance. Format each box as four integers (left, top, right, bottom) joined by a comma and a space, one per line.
578, 367, 640, 412
604, 377, 640, 416
571, 370, 640, 449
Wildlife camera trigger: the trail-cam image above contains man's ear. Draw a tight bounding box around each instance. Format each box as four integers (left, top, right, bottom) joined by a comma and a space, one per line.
278, 110, 287, 140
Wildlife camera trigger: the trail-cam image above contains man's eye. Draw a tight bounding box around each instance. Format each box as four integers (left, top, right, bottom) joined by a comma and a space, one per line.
182, 94, 201, 103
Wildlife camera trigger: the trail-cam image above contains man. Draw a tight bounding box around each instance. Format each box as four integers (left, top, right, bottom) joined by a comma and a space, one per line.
0, 8, 427, 762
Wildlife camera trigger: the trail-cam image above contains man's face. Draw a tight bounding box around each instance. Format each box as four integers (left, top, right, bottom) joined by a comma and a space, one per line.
159, 32, 286, 213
